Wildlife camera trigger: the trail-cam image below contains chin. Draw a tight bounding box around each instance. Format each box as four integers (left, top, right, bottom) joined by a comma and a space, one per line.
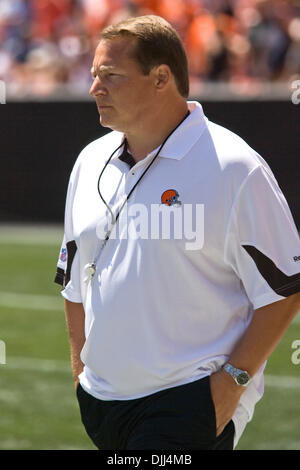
99, 118, 110, 128
99, 115, 113, 129
100, 119, 125, 133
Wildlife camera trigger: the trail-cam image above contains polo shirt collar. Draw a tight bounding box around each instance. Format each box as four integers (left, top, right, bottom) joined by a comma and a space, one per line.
114, 100, 207, 162
158, 101, 207, 160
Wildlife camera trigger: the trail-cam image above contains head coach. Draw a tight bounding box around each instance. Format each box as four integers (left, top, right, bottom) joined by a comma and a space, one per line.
54, 15, 300, 450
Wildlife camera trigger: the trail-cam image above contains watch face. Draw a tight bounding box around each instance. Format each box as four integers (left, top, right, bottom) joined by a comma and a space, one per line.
236, 372, 249, 385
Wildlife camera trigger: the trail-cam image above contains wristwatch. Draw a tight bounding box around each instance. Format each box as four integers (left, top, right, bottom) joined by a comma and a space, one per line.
222, 363, 251, 387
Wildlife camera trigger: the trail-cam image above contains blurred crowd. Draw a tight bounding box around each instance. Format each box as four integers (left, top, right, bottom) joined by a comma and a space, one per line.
0, 0, 300, 98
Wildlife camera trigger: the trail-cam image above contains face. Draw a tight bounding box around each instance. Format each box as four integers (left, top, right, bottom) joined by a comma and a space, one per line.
89, 37, 157, 133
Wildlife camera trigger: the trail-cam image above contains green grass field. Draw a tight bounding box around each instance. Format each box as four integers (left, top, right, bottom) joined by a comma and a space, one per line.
0, 224, 299, 450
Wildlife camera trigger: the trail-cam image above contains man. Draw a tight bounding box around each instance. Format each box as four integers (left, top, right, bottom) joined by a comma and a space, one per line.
55, 15, 300, 450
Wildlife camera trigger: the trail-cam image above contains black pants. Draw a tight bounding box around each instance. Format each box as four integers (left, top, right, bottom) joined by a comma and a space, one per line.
76, 376, 234, 450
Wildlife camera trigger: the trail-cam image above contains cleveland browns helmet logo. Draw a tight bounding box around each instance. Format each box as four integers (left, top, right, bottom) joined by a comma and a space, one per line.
161, 189, 181, 207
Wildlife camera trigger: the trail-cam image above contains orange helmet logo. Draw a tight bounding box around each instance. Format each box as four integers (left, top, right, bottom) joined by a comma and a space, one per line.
161, 189, 181, 206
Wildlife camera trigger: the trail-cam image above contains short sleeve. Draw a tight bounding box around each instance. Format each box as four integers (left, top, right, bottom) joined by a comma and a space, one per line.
225, 165, 300, 310
54, 235, 68, 287
54, 159, 83, 304
54, 236, 82, 303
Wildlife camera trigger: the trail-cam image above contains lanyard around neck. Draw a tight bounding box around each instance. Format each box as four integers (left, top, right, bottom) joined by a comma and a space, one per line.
97, 109, 190, 237
84, 110, 190, 283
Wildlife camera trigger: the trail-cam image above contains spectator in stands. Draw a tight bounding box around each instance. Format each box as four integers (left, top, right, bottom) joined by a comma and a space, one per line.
0, 0, 299, 97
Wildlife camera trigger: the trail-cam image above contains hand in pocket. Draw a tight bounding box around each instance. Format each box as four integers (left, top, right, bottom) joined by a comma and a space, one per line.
209, 370, 243, 436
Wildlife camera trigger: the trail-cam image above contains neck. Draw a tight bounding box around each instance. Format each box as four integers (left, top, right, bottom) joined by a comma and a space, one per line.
125, 100, 189, 162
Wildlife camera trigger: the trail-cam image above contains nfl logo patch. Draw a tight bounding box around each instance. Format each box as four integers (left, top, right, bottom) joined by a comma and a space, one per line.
60, 248, 67, 262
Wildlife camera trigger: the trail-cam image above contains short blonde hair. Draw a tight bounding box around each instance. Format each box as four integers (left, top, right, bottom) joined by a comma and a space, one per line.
100, 15, 189, 98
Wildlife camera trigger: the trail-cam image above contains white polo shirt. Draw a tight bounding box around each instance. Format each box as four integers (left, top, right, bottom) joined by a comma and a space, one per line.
55, 101, 300, 447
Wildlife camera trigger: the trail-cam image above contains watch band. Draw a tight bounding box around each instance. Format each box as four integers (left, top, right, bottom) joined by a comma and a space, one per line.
223, 363, 251, 386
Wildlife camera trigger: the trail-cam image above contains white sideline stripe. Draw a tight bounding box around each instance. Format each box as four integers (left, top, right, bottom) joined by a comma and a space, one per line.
264, 375, 300, 389
6, 357, 70, 373
2, 356, 300, 389
0, 224, 63, 245
0, 292, 63, 311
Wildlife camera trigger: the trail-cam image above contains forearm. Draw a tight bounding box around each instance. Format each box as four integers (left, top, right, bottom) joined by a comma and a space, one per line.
210, 292, 300, 435
228, 292, 300, 377
64, 299, 86, 386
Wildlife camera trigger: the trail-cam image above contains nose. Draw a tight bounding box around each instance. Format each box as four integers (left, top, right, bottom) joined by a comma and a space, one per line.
89, 76, 107, 97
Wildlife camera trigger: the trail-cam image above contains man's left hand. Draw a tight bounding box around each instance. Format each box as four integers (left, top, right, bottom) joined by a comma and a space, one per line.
209, 369, 244, 437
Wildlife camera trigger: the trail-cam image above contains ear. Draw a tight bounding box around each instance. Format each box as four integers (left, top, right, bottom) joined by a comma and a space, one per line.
153, 65, 171, 91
